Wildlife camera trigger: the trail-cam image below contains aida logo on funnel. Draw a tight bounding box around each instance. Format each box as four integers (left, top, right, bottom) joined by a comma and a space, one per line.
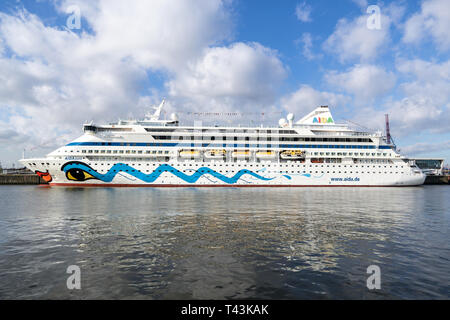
313, 117, 334, 123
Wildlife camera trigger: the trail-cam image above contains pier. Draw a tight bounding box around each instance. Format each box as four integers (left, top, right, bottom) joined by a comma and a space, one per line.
0, 174, 48, 185
424, 175, 450, 185
0, 167, 48, 185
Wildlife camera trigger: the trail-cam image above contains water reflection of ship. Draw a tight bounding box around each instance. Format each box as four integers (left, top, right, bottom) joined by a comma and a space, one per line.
71, 187, 423, 297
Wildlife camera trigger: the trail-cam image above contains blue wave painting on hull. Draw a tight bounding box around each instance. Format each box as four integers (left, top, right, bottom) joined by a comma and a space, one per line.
61, 161, 274, 184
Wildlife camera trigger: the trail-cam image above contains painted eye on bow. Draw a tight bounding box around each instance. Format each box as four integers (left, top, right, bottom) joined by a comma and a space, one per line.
66, 168, 95, 181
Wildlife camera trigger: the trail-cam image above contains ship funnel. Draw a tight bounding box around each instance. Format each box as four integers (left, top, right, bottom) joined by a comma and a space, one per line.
296, 105, 334, 125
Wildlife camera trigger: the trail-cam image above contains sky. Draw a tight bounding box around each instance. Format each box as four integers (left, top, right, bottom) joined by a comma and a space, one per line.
0, 0, 449, 167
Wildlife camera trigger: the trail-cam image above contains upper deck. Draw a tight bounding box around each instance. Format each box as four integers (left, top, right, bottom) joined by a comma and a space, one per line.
79, 104, 392, 149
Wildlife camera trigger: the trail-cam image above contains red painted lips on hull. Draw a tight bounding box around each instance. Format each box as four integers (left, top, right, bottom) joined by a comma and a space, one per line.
35, 170, 53, 183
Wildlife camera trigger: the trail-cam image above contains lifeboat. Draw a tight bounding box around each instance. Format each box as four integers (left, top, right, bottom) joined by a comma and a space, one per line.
232, 150, 251, 158
204, 149, 226, 158
280, 150, 304, 159
179, 150, 201, 158
256, 151, 276, 159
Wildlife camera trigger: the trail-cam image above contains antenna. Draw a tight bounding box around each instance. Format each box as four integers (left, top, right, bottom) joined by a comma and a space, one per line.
385, 114, 391, 144
343, 119, 376, 132
153, 99, 165, 120
144, 99, 166, 121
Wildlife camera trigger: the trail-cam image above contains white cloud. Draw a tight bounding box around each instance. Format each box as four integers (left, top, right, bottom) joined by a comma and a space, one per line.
295, 2, 312, 23
385, 2, 406, 26
325, 64, 396, 103
0, 1, 294, 163
0, 128, 26, 142
396, 58, 450, 85
298, 32, 321, 61
351, 0, 368, 9
351, 89, 450, 137
396, 58, 450, 111
0, 1, 234, 163
167, 42, 287, 113
385, 98, 446, 134
351, 0, 405, 25
403, 0, 450, 51
402, 14, 423, 45
344, 58, 450, 136
55, 0, 232, 71
0, 37, 4, 56
401, 140, 450, 156
280, 85, 351, 116
323, 12, 391, 62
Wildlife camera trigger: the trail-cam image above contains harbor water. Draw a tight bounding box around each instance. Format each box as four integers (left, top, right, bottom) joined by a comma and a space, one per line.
0, 185, 448, 299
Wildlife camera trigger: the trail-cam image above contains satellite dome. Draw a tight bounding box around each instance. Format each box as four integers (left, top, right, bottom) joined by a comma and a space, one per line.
278, 118, 287, 127
287, 113, 295, 121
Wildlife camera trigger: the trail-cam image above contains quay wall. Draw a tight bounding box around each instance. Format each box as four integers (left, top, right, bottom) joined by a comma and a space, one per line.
0, 174, 47, 185
424, 175, 449, 185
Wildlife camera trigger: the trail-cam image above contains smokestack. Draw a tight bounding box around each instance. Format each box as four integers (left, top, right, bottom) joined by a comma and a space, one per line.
385, 114, 391, 144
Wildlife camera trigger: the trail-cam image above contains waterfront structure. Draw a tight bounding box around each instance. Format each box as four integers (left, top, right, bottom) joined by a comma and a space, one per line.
20, 102, 426, 186
443, 166, 450, 175
413, 158, 445, 175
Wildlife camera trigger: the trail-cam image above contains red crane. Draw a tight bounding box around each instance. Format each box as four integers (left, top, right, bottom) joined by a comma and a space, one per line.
385, 114, 391, 145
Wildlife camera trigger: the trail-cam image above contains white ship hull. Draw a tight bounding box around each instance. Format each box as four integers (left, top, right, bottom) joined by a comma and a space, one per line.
20, 158, 426, 187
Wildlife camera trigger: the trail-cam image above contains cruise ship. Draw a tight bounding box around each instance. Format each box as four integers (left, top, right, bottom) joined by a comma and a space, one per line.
19, 101, 426, 187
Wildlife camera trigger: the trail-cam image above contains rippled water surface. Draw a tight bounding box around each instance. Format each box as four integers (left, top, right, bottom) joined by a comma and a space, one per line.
0, 185, 448, 299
